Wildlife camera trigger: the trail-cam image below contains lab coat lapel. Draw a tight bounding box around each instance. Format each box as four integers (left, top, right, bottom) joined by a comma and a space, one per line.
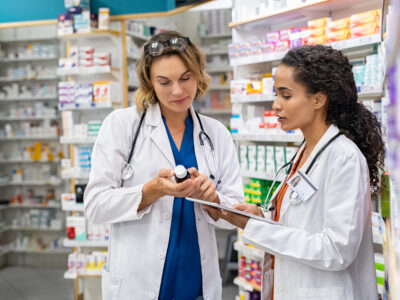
145, 103, 175, 168
299, 124, 339, 175
279, 125, 339, 220
190, 106, 209, 177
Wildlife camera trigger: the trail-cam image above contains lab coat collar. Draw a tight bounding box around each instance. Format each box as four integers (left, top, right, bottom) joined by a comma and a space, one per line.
298, 124, 339, 175
143, 103, 204, 170
144, 103, 174, 167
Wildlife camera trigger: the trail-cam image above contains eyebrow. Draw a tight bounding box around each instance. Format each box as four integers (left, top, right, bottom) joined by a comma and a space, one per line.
276, 87, 293, 92
155, 70, 190, 80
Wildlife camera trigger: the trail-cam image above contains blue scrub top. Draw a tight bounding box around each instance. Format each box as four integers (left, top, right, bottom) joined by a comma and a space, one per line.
159, 113, 203, 300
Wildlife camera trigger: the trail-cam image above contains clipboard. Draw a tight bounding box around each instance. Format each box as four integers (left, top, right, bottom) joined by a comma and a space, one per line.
185, 197, 278, 224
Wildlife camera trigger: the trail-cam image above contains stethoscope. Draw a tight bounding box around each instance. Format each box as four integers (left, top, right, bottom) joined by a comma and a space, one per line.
121, 109, 220, 187
263, 132, 342, 212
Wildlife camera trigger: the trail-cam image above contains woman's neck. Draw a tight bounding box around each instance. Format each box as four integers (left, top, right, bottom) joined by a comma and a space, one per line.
301, 119, 330, 154
160, 105, 189, 130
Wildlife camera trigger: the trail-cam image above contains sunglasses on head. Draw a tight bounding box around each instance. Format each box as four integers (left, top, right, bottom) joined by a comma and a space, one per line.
144, 37, 191, 57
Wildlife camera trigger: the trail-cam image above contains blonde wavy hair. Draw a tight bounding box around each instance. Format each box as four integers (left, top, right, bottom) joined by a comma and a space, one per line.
133, 31, 211, 111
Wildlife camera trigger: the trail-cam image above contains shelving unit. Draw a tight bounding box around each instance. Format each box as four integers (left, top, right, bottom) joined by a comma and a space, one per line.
0, 28, 66, 268
57, 27, 125, 300
229, 0, 386, 298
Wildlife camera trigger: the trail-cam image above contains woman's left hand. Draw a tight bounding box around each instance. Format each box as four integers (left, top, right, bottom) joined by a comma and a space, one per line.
219, 203, 263, 229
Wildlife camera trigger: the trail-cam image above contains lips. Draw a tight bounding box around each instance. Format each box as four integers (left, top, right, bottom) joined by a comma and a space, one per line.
277, 116, 286, 122
171, 97, 187, 104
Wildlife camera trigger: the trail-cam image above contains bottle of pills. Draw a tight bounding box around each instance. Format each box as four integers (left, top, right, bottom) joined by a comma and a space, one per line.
174, 165, 191, 183
98, 8, 110, 30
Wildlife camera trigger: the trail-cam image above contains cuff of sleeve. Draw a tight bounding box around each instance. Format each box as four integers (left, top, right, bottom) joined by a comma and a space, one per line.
132, 184, 152, 219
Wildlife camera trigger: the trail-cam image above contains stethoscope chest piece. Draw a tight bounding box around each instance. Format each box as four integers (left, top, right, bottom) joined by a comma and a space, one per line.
121, 164, 134, 181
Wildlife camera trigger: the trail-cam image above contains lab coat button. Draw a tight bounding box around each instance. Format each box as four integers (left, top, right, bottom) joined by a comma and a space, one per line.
277, 285, 284, 292
158, 252, 165, 260
148, 292, 156, 299
202, 255, 206, 261
164, 213, 170, 220
277, 257, 282, 262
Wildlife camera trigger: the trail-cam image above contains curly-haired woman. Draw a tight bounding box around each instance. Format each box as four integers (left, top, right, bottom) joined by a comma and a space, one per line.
219, 45, 384, 300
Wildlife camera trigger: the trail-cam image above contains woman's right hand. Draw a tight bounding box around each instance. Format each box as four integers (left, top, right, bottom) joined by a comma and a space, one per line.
139, 168, 196, 211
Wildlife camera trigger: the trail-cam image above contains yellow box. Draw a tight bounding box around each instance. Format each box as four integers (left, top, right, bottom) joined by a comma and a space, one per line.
327, 17, 350, 33
327, 29, 351, 43
350, 9, 381, 28
351, 22, 380, 38
307, 17, 331, 29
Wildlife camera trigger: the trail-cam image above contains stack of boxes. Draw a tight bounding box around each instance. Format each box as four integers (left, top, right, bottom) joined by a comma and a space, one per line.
58, 47, 111, 71
238, 255, 262, 288
59, 80, 114, 109
244, 179, 280, 206
350, 9, 381, 39
67, 251, 107, 276
229, 9, 381, 61
239, 144, 298, 174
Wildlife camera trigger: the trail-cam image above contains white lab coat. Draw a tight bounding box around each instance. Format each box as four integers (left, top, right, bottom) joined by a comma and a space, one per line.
242, 124, 378, 300
84, 103, 244, 300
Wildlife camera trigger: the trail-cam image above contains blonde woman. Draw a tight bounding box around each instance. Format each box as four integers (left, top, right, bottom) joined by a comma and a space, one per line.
84, 31, 244, 300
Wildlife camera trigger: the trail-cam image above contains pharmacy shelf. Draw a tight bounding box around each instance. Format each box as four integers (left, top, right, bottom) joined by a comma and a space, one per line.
0, 96, 57, 102
229, 0, 367, 29
61, 203, 84, 212
209, 85, 230, 91
0, 56, 58, 63
230, 51, 286, 67
60, 136, 97, 144
0, 115, 59, 122
0, 159, 59, 164
9, 226, 63, 232
230, 34, 381, 67
12, 248, 70, 254
63, 238, 108, 248
0, 37, 58, 43
59, 105, 112, 111
58, 30, 120, 41
233, 277, 261, 292
231, 94, 274, 103
127, 54, 140, 61
0, 226, 10, 234
3, 179, 62, 187
205, 50, 229, 56
233, 133, 303, 143
206, 66, 232, 73
64, 271, 102, 280
199, 108, 232, 115
234, 242, 265, 260
0, 249, 10, 256
358, 90, 384, 100
125, 31, 149, 41
241, 170, 275, 181
8, 203, 60, 209
61, 172, 90, 180
200, 33, 232, 39
56, 66, 119, 76
128, 82, 139, 89
0, 136, 59, 141
0, 76, 58, 83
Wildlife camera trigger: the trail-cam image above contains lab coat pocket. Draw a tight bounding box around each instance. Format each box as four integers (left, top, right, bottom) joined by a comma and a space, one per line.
297, 286, 348, 299
102, 265, 123, 300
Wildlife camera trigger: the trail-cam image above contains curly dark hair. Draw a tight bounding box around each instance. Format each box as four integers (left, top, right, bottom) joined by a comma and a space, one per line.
281, 45, 385, 195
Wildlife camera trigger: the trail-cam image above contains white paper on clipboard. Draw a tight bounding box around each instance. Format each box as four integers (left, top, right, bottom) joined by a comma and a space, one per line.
185, 197, 278, 224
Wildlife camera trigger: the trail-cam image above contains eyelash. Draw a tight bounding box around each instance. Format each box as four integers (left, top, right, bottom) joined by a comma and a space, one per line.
160, 77, 190, 85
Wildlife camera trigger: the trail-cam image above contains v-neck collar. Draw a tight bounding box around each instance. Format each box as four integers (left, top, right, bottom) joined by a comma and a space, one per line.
162, 113, 192, 153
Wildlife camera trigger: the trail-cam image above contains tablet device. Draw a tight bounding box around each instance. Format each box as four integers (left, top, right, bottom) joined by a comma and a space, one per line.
185, 197, 277, 224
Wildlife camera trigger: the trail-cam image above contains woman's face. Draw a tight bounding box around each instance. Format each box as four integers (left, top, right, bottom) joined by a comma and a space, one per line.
150, 54, 198, 116
272, 65, 319, 132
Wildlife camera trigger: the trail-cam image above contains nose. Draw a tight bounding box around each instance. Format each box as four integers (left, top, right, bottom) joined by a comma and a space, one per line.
171, 82, 184, 96
272, 96, 281, 112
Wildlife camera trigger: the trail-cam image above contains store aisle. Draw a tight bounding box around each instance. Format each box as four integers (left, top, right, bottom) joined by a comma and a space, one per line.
0, 266, 238, 300
0, 267, 73, 300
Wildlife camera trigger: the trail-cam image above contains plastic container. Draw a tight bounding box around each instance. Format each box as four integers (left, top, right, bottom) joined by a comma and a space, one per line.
98, 8, 110, 30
